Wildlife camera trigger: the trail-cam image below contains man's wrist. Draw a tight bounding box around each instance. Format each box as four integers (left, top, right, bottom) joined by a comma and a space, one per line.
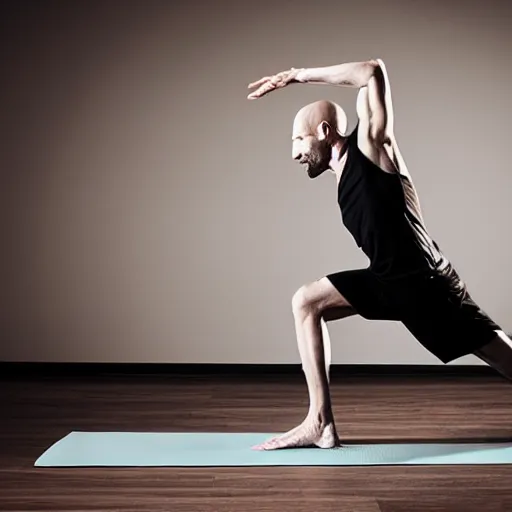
294, 68, 308, 83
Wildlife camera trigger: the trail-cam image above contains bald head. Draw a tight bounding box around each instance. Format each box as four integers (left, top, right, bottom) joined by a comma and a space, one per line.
293, 100, 348, 140
291, 100, 348, 179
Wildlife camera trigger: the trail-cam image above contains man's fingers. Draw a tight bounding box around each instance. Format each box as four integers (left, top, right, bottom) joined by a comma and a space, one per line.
247, 81, 275, 99
248, 76, 270, 89
247, 91, 265, 100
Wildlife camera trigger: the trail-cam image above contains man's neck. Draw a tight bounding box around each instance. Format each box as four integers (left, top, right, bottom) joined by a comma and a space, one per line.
330, 137, 349, 182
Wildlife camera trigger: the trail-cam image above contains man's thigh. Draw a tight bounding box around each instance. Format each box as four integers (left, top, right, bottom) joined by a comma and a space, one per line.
296, 276, 357, 321
323, 268, 401, 321
300, 269, 397, 323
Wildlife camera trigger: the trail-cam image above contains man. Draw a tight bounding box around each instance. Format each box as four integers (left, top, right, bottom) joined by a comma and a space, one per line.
246, 59, 512, 451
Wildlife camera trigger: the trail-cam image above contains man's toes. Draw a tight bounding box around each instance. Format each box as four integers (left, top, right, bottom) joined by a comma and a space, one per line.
251, 437, 279, 450
253, 437, 287, 451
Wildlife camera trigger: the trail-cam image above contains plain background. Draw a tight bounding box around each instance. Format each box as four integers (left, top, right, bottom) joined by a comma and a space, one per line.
1, 0, 510, 364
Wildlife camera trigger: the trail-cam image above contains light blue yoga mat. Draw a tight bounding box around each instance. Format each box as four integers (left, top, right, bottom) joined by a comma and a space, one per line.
34, 432, 512, 467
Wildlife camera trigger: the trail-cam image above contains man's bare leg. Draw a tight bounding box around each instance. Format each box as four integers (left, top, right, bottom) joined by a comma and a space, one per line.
473, 330, 512, 382
321, 316, 332, 384
252, 278, 356, 450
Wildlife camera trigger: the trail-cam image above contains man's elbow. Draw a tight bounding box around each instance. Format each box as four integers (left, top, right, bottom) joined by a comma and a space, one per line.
369, 58, 385, 69
359, 59, 383, 88
367, 59, 385, 78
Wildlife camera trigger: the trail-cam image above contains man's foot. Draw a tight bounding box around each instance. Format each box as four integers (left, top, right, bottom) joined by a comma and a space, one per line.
252, 419, 340, 450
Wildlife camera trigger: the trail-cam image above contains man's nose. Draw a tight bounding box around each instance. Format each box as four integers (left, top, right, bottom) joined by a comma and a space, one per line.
293, 151, 302, 161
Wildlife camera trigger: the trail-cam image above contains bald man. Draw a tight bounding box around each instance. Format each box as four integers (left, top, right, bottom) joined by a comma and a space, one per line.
247, 59, 512, 451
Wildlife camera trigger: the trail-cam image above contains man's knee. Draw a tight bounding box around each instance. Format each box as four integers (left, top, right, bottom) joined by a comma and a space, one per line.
291, 278, 353, 318
292, 284, 318, 316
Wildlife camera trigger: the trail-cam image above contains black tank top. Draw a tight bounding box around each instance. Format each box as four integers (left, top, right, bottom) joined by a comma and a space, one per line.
337, 124, 445, 279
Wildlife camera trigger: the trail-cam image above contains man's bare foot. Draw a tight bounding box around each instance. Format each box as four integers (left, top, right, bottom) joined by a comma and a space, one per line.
252, 419, 340, 450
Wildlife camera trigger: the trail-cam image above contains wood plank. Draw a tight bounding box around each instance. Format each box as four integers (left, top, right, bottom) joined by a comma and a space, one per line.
1, 373, 511, 511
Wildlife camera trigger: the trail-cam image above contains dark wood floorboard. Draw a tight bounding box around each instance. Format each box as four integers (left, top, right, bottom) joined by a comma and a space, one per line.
1, 372, 512, 511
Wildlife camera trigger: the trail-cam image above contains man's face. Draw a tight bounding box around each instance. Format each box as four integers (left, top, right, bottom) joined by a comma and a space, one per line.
292, 133, 332, 179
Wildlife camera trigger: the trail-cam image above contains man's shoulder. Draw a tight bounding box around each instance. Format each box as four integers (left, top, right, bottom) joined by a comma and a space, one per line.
352, 120, 410, 177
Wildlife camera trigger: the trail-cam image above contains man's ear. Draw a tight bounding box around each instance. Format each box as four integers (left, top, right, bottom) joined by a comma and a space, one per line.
316, 121, 331, 141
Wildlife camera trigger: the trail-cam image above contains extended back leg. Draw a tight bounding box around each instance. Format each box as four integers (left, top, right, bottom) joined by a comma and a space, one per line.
473, 331, 512, 382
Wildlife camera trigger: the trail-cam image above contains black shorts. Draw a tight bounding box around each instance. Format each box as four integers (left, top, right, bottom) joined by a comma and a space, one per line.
325, 262, 501, 363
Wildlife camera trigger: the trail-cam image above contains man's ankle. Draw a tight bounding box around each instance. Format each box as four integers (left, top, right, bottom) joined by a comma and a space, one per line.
308, 409, 334, 427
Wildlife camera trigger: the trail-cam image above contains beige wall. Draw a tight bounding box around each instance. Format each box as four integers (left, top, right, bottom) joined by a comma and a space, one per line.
1, 0, 510, 364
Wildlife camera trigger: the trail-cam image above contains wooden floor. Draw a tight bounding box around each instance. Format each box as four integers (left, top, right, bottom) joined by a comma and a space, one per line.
2, 371, 512, 512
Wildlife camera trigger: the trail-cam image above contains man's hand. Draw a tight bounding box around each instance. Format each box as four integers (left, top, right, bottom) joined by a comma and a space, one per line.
247, 67, 303, 100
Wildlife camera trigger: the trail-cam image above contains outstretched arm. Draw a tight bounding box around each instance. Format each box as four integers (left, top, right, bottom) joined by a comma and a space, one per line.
295, 60, 379, 88
247, 59, 380, 98
248, 59, 390, 143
